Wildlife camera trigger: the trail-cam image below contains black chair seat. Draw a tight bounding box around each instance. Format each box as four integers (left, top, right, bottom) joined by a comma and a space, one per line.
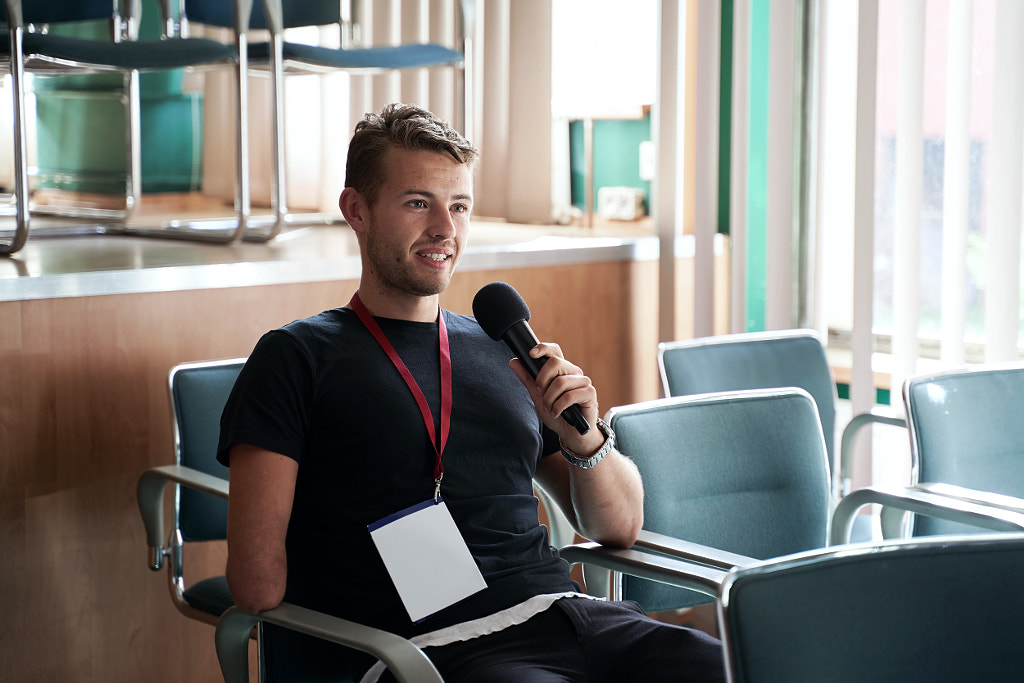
21, 33, 238, 71
184, 575, 234, 617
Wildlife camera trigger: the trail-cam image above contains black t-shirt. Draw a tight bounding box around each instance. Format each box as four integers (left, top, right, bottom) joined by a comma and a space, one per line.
218, 308, 575, 638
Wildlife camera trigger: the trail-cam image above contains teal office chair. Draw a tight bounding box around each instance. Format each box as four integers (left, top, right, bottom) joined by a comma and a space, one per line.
138, 358, 245, 625
567, 388, 831, 612
658, 330, 907, 540
178, 0, 472, 237
559, 388, 1024, 613
833, 363, 1024, 542
904, 363, 1024, 536
718, 534, 1024, 682
0, 0, 255, 255
137, 358, 444, 682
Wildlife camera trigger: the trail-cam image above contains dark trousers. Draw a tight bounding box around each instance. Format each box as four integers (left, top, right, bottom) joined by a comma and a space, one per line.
382, 598, 726, 683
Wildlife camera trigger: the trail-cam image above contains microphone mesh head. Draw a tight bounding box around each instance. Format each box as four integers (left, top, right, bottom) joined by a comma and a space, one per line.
472, 282, 531, 340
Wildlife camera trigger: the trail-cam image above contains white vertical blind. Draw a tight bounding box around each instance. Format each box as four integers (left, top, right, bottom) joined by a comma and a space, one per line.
851, 0, 879, 491
730, 0, 750, 335
694, 0, 721, 339
654, 0, 684, 345
400, 0, 430, 111
475, 0, 510, 220
505, 0, 553, 223
940, 0, 973, 366
427, 0, 456, 126
984, 0, 1024, 362
891, 0, 925, 404
765, 0, 797, 330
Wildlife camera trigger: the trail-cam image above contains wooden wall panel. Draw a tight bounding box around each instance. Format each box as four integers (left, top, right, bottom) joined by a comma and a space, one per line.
0, 258, 664, 682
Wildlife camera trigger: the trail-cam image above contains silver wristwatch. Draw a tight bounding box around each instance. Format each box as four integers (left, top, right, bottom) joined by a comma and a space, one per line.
560, 418, 616, 469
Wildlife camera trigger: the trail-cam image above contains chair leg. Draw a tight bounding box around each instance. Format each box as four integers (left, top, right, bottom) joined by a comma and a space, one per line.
231, 32, 251, 242
262, 30, 287, 241
123, 69, 142, 224
2, 27, 31, 256
126, 40, 252, 243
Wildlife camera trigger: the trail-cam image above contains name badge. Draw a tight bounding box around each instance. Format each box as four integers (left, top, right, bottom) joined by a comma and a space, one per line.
369, 499, 487, 622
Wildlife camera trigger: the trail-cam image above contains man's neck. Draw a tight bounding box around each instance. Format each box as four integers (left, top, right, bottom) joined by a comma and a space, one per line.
351, 286, 440, 323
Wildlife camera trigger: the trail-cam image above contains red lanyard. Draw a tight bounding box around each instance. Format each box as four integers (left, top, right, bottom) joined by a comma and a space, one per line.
350, 293, 452, 501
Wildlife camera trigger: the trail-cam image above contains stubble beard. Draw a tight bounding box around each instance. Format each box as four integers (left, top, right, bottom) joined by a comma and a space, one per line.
365, 230, 458, 300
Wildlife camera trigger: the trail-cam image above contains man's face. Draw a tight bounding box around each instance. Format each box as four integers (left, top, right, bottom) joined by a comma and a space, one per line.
358, 147, 474, 300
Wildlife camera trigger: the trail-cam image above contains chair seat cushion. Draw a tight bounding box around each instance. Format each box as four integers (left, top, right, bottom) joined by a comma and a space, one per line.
248, 41, 462, 70
183, 575, 234, 617
20, 33, 236, 71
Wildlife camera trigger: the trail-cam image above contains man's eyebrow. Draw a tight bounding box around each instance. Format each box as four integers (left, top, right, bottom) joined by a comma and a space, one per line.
400, 190, 473, 202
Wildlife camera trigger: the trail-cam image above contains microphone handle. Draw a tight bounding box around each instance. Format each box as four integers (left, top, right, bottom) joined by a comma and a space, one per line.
504, 323, 591, 435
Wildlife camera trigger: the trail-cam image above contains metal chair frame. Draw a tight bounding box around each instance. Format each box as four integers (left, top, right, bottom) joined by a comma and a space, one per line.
1, 0, 262, 256
177, 0, 473, 238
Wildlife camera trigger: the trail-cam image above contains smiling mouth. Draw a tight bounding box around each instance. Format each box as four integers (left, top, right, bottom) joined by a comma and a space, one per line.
419, 252, 450, 262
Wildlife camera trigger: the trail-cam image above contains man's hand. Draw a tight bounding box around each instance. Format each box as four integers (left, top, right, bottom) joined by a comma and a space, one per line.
512, 342, 645, 549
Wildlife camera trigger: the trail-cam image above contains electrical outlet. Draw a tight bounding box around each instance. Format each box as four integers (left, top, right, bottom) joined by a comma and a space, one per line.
598, 186, 646, 220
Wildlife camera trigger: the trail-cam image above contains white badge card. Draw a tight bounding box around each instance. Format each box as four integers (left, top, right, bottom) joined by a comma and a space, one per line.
368, 499, 487, 622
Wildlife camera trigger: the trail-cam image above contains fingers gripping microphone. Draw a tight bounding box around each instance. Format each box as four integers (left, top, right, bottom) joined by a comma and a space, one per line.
473, 282, 591, 435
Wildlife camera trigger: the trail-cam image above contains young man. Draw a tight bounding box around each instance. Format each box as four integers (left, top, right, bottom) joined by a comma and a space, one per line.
218, 103, 724, 682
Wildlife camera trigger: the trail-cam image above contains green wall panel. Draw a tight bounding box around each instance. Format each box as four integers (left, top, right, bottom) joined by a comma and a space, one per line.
746, 0, 771, 332
569, 115, 652, 213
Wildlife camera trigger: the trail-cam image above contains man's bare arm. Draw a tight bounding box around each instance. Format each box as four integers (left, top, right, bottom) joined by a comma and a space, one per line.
513, 342, 644, 548
225, 444, 298, 614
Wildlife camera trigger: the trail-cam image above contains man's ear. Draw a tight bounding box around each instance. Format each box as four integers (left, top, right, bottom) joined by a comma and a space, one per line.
339, 187, 366, 233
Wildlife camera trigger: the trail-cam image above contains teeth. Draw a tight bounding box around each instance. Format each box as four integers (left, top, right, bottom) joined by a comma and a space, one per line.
422, 253, 448, 261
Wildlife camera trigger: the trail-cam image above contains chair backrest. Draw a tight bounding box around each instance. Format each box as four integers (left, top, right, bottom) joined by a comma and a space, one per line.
904, 363, 1024, 536
606, 388, 831, 612
182, 0, 336, 32
14, 0, 115, 25
169, 358, 244, 542
719, 534, 1024, 682
658, 330, 838, 464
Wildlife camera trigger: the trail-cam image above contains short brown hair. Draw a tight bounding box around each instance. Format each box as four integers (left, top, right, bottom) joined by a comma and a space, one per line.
344, 103, 479, 205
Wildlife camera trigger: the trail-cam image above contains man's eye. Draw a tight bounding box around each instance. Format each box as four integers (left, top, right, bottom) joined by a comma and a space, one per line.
410, 199, 426, 208
453, 204, 469, 213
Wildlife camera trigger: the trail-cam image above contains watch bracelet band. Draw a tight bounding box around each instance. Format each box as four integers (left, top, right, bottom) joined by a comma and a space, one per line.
560, 418, 616, 469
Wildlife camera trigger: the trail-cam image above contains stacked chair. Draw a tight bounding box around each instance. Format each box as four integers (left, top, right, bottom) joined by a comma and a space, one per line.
2, 0, 472, 254
178, 0, 472, 237
0, 0, 253, 255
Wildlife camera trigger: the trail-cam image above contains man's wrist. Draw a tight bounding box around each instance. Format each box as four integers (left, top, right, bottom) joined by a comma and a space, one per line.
560, 418, 616, 469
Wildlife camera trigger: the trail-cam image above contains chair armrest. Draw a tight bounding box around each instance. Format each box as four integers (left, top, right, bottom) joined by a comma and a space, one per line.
836, 407, 907, 499
216, 604, 444, 683
559, 541, 740, 599
631, 530, 755, 570
136, 464, 229, 569
914, 482, 1024, 512
829, 484, 1024, 545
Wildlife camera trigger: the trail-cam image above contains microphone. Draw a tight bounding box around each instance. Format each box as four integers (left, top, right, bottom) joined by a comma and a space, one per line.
473, 282, 591, 435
